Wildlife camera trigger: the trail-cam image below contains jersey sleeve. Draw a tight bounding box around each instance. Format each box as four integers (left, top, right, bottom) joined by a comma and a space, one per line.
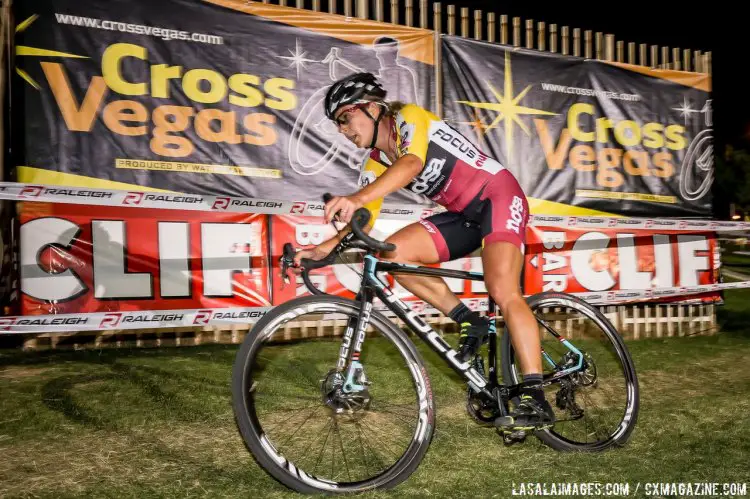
395, 104, 432, 165
358, 154, 387, 226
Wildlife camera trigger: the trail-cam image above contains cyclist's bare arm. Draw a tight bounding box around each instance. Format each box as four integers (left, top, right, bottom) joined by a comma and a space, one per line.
352, 154, 423, 207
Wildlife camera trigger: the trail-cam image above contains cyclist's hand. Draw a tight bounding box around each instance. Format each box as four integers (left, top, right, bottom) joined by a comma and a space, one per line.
325, 195, 363, 224
290, 246, 327, 275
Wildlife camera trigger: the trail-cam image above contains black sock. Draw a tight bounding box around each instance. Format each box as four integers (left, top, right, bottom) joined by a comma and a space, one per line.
448, 303, 484, 326
522, 373, 543, 387
520, 374, 547, 404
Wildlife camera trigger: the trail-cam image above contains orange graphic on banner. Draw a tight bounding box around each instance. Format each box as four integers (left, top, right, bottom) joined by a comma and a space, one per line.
604, 61, 711, 92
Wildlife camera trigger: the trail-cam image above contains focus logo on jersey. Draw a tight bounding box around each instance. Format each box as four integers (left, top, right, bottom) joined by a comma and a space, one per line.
506, 196, 525, 234
411, 157, 446, 194
431, 122, 505, 175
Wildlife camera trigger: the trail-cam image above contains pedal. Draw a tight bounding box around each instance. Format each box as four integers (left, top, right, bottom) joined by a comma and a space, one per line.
494, 415, 514, 428
501, 429, 527, 445
495, 415, 554, 432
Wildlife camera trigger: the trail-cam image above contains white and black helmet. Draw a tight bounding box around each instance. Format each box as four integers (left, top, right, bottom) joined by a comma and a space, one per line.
324, 72, 387, 121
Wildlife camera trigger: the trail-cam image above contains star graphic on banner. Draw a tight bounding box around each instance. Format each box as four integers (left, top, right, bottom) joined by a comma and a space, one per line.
14, 14, 89, 90
277, 38, 316, 80
672, 95, 700, 124
456, 52, 557, 158
454, 109, 491, 145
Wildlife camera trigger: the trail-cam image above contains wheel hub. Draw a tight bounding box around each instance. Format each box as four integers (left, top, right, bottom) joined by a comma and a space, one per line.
320, 369, 371, 415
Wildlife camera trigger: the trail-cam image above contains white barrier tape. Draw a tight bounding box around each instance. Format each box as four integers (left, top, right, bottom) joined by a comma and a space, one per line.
3, 281, 748, 334
374, 281, 750, 316
0, 182, 432, 220
0, 307, 271, 334
529, 214, 750, 232
3, 182, 749, 229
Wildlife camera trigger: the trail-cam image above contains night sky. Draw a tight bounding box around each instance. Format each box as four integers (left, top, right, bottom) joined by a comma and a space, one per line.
426, 2, 740, 150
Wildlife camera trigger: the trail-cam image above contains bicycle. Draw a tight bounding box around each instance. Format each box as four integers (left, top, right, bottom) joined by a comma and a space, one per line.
231, 198, 640, 494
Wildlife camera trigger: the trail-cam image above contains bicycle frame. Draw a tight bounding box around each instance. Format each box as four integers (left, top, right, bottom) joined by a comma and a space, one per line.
330, 251, 588, 410
335, 253, 503, 407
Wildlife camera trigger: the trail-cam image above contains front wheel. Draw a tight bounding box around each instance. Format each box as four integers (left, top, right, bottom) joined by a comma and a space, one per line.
501, 292, 639, 452
232, 295, 436, 494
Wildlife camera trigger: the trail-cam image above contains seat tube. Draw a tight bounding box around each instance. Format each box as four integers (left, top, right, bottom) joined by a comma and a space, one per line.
487, 297, 499, 386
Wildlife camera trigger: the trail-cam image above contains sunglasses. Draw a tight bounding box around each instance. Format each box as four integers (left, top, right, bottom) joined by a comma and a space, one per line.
333, 103, 371, 127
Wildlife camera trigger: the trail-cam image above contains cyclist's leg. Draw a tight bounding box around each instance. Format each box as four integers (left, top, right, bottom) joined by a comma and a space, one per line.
481, 241, 541, 374
379, 212, 481, 316
479, 176, 553, 426
478, 178, 540, 375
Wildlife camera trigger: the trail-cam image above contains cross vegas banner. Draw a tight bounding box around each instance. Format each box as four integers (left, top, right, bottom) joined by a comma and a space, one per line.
441, 35, 713, 217
12, 0, 435, 204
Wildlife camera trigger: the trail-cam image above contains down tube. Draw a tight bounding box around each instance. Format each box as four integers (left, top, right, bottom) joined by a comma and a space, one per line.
366, 275, 492, 397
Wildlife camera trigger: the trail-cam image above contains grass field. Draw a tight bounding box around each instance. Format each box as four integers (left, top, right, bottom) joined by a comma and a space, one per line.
1, 289, 749, 498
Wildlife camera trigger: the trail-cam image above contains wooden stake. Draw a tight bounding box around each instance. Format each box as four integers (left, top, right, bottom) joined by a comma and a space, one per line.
447, 4, 455, 35
526, 19, 533, 49
550, 24, 558, 53
538, 21, 546, 51
461, 7, 468, 37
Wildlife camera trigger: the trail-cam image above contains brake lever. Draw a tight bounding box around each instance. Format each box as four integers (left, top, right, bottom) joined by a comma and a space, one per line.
280, 243, 297, 289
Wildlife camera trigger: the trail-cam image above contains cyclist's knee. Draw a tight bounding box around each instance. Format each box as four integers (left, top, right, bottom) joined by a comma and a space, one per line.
485, 269, 523, 309
377, 222, 440, 265
488, 285, 524, 311
380, 234, 413, 261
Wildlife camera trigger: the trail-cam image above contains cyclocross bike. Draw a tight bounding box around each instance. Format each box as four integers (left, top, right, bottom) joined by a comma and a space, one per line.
231, 199, 640, 494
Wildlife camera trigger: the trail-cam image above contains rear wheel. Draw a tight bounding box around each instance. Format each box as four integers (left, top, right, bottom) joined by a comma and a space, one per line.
232, 295, 436, 493
501, 292, 639, 452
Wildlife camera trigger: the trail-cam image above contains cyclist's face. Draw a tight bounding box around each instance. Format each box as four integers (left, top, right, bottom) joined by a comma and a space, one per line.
333, 103, 375, 148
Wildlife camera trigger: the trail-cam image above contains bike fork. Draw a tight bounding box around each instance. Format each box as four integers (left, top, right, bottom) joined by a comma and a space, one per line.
336, 288, 374, 394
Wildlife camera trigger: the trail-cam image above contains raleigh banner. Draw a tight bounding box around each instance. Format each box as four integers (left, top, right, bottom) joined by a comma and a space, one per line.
12, 0, 435, 204
441, 35, 713, 217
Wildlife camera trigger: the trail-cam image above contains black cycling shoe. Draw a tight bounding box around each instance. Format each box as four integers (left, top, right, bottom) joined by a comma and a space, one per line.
495, 394, 555, 431
457, 318, 493, 363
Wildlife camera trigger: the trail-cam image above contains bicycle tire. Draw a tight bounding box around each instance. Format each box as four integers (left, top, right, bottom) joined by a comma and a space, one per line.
500, 291, 639, 452
231, 295, 436, 494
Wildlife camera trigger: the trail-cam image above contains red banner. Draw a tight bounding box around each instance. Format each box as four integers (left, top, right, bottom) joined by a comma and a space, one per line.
270, 215, 489, 306
16, 201, 723, 318
19, 202, 271, 315
524, 225, 721, 303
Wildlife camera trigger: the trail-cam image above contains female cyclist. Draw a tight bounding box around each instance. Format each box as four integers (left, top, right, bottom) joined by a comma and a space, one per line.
294, 72, 554, 430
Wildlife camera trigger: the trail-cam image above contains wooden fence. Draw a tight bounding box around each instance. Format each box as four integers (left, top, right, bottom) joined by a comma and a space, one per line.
9, 0, 717, 350
256, 0, 711, 73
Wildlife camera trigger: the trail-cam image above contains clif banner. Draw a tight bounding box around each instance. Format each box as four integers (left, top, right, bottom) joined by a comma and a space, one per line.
270, 214, 489, 305
441, 35, 713, 217
12, 0, 435, 205
18, 201, 271, 315
524, 224, 721, 304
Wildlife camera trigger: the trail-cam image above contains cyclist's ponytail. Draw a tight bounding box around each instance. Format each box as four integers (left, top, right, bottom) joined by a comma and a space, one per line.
385, 101, 406, 118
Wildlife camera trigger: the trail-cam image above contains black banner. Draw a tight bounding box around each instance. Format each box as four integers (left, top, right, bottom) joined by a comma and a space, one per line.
12, 0, 435, 205
441, 35, 713, 217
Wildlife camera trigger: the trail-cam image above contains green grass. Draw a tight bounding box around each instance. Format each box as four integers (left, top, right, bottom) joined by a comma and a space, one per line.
2, 291, 750, 498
